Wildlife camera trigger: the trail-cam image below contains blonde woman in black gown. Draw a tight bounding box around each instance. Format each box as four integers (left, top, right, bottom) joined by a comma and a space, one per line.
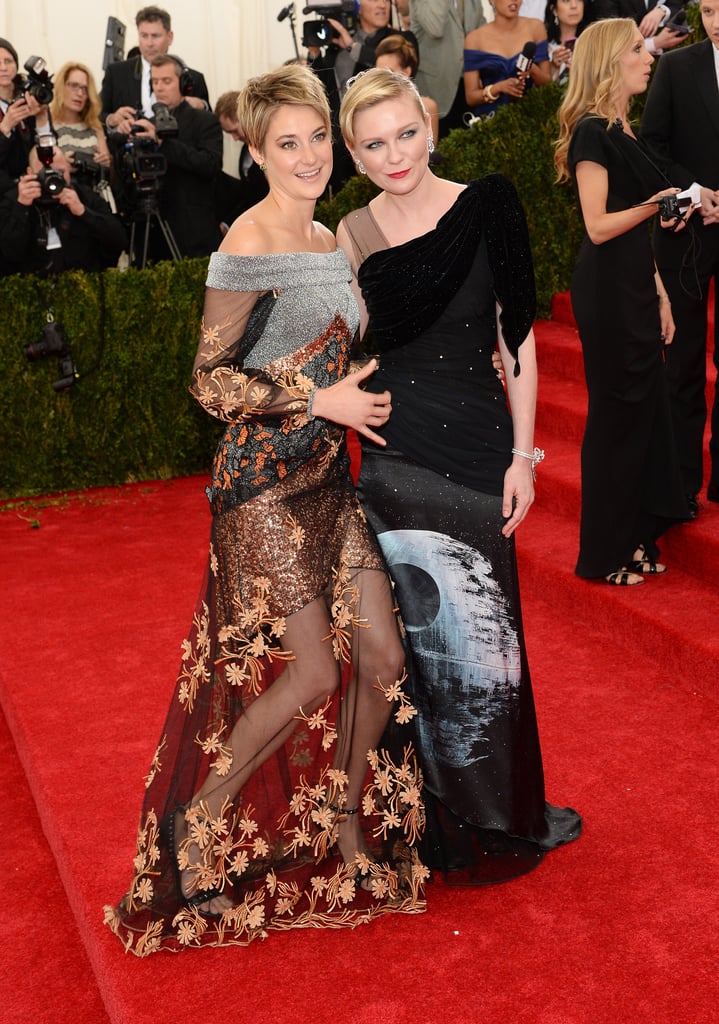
337, 68, 580, 883
105, 65, 426, 955
555, 18, 689, 585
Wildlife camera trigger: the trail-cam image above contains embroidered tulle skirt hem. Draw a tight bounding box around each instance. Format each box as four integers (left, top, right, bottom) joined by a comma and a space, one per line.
357, 444, 581, 885
104, 452, 428, 955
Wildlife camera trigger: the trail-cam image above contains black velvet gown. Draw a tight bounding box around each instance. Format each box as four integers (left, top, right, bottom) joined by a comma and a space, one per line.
568, 117, 689, 577
340, 176, 581, 883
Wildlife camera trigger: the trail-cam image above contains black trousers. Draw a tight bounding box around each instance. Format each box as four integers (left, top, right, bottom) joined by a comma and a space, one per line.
654, 218, 719, 495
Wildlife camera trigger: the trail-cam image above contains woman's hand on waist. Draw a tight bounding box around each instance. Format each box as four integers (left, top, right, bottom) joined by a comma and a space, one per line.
311, 359, 391, 446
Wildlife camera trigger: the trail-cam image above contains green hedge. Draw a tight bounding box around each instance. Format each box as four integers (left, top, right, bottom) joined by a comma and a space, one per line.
0, 259, 220, 499
1, 62, 680, 498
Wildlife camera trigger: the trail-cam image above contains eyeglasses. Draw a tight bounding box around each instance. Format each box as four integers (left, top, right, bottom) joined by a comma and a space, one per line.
66, 82, 89, 93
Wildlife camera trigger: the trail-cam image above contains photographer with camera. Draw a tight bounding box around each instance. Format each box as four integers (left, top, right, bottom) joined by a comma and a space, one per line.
0, 41, 50, 194
0, 141, 126, 277
306, 1, 417, 192
35, 62, 118, 213
101, 6, 210, 134
117, 54, 221, 261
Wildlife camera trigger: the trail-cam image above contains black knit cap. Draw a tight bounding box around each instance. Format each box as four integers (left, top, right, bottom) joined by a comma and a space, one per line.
0, 38, 19, 67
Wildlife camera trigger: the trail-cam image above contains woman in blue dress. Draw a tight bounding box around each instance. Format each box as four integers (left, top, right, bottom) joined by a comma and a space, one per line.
464, 0, 550, 118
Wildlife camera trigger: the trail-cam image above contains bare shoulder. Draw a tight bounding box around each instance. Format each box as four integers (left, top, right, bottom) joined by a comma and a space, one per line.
524, 18, 548, 40
464, 27, 486, 48
220, 212, 273, 257
312, 220, 337, 252
442, 178, 468, 202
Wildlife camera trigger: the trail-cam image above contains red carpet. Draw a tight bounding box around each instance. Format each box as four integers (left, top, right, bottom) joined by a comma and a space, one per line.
2, 305, 718, 1024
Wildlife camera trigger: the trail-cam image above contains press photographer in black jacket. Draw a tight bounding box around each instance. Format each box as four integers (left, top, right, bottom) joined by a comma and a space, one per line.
120, 54, 222, 261
0, 143, 126, 277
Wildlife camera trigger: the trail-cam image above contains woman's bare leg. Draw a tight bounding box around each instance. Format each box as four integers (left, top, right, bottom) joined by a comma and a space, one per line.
177, 597, 340, 910
333, 569, 405, 872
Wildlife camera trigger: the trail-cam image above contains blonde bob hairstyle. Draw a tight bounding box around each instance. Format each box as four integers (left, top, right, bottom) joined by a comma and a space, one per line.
339, 66, 428, 149
554, 17, 638, 182
49, 62, 103, 132
237, 64, 331, 153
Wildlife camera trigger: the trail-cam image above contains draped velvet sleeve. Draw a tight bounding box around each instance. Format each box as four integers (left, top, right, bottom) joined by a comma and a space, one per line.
190, 253, 315, 424
355, 175, 536, 374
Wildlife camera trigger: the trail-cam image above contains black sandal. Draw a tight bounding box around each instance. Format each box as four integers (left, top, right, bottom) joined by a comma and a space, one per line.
628, 545, 667, 575
161, 806, 226, 917
331, 805, 376, 892
605, 568, 644, 586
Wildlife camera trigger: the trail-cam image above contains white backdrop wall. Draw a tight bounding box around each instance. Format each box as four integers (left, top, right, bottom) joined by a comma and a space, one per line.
0, 1, 300, 106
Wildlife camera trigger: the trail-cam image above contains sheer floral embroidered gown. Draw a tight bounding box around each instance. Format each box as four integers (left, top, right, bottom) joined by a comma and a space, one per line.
104, 249, 427, 955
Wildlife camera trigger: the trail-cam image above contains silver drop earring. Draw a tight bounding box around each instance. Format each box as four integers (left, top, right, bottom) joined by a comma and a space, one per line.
427, 137, 435, 154
357, 160, 366, 175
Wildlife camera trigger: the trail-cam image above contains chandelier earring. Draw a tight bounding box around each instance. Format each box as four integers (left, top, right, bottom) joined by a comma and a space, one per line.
427, 136, 435, 154
357, 160, 366, 175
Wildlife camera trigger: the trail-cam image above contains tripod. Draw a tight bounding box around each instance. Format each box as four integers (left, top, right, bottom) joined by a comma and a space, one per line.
128, 191, 182, 268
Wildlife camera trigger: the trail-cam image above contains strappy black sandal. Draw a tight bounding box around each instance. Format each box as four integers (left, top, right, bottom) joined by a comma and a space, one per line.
331, 805, 376, 892
605, 568, 644, 586
161, 806, 226, 917
628, 545, 667, 575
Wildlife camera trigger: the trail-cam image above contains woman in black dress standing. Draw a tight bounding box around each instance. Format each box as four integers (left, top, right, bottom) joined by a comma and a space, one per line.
554, 18, 689, 585
337, 68, 581, 883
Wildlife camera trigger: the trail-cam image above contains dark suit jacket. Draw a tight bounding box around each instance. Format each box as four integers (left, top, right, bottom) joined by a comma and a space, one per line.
214, 146, 269, 227
641, 38, 719, 191
100, 57, 209, 119
156, 100, 222, 258
0, 179, 127, 276
593, 0, 682, 22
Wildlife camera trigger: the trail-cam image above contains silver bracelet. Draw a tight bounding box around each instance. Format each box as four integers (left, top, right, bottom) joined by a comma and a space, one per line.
306, 386, 318, 421
511, 446, 545, 480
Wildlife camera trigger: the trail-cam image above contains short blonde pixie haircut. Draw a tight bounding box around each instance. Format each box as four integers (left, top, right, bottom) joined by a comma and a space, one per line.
340, 67, 428, 149
237, 64, 331, 153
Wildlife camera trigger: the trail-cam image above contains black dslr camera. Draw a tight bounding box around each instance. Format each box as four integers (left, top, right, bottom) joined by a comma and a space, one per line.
302, 1, 356, 48
71, 148, 102, 181
13, 55, 55, 105
23, 321, 78, 392
152, 102, 179, 139
35, 132, 65, 201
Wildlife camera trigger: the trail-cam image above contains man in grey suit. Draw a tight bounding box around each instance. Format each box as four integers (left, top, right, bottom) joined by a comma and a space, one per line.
641, 1, 719, 510
411, 0, 486, 136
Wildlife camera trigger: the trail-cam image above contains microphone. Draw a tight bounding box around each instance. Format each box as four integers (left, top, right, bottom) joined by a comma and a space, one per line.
516, 41, 536, 77
277, 3, 294, 22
